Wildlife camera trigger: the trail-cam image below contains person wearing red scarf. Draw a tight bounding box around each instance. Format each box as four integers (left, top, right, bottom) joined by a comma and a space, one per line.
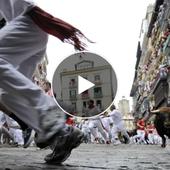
0, 0, 89, 164
66, 116, 74, 126
135, 118, 146, 144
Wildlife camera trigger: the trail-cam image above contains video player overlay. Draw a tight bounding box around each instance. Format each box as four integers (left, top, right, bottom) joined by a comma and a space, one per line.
52, 52, 117, 118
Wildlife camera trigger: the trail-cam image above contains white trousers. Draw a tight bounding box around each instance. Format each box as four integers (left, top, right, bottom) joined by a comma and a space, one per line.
111, 122, 129, 141
133, 130, 145, 143
10, 128, 24, 145
101, 118, 112, 141
88, 120, 108, 141
0, 15, 64, 134
148, 133, 154, 144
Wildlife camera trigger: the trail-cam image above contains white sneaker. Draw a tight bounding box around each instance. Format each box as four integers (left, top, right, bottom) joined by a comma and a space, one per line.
44, 126, 84, 164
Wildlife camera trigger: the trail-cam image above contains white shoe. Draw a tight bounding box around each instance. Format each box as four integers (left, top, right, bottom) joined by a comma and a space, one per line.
44, 126, 84, 164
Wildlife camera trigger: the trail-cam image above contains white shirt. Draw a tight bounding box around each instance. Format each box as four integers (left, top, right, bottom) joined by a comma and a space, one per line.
109, 109, 123, 125
4, 115, 20, 128
0, 111, 5, 125
81, 120, 89, 129
84, 106, 101, 118
0, 0, 35, 22
101, 116, 113, 129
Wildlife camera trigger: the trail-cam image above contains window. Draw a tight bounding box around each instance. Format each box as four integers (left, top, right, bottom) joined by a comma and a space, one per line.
83, 101, 87, 108
69, 78, 76, 87
69, 90, 76, 99
94, 87, 102, 98
94, 75, 100, 81
96, 100, 102, 109
72, 102, 77, 112
94, 75, 101, 85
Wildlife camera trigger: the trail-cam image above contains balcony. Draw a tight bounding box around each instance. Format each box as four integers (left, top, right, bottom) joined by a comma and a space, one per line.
163, 35, 170, 56
69, 81, 77, 89
81, 90, 90, 99
69, 83, 77, 89
154, 82, 168, 108
70, 95, 77, 100
150, 70, 168, 94
81, 93, 90, 99
94, 80, 102, 85
94, 93, 103, 98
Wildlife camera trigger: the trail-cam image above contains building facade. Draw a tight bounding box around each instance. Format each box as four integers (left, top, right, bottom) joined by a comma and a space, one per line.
60, 60, 114, 116
130, 0, 170, 119
118, 97, 134, 130
118, 96, 130, 114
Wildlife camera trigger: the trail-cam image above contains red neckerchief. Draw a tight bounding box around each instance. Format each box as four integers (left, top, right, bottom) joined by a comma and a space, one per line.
27, 6, 93, 51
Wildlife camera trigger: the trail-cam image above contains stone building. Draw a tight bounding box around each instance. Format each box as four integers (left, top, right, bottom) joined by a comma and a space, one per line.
130, 0, 170, 119
53, 54, 116, 116
118, 96, 130, 114
118, 97, 134, 130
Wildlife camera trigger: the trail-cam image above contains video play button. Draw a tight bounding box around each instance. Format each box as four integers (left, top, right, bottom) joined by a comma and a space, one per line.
52, 52, 117, 118
78, 76, 95, 94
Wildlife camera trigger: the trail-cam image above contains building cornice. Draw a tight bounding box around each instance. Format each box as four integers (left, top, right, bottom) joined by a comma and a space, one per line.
60, 65, 112, 76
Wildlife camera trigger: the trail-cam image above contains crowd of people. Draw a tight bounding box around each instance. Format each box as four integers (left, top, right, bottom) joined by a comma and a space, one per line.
67, 104, 163, 146
131, 118, 162, 145
0, 85, 163, 147
0, 111, 24, 146
0, 95, 163, 147
68, 103, 130, 145
75, 117, 163, 145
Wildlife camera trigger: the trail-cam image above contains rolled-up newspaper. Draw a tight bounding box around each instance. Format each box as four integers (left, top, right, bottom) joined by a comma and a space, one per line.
151, 109, 160, 113
151, 107, 170, 113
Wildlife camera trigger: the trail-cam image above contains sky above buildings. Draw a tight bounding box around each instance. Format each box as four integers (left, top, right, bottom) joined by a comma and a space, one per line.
36, 0, 155, 109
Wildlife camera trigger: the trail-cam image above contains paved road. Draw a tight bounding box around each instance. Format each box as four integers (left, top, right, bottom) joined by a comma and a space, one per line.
0, 143, 170, 170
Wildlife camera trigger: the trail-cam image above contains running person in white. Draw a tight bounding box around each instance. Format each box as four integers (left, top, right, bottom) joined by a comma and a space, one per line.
79, 118, 91, 143
0, 18, 34, 148
3, 114, 24, 146
86, 100, 110, 144
109, 105, 130, 144
0, 0, 88, 164
101, 112, 113, 142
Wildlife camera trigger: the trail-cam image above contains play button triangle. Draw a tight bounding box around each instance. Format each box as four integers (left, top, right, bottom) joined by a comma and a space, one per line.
78, 76, 95, 94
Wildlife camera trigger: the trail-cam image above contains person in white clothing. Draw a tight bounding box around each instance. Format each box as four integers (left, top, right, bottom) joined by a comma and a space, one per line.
0, 111, 14, 144
86, 100, 110, 144
0, 18, 34, 148
101, 112, 113, 142
109, 104, 130, 144
0, 0, 89, 164
79, 118, 91, 143
4, 114, 24, 146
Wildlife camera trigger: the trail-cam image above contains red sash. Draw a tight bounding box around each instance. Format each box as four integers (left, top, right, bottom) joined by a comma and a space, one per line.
27, 6, 92, 51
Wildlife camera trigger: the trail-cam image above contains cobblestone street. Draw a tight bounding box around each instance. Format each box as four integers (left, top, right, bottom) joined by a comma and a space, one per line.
0, 143, 170, 170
